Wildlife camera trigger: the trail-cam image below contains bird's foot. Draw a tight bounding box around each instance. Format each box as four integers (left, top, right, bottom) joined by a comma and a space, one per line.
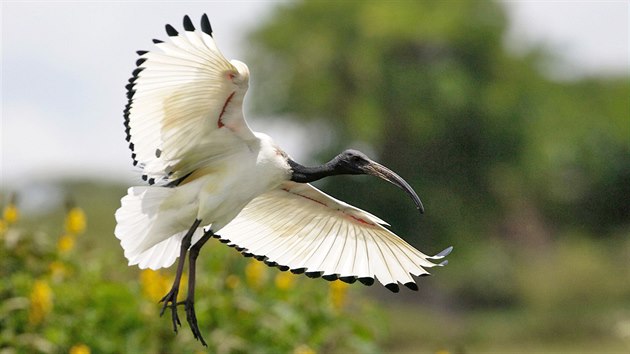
181, 299, 208, 346
159, 287, 181, 332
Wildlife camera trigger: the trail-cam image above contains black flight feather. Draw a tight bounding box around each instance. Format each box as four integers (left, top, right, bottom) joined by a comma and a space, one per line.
200, 14, 213, 37
183, 15, 195, 31
165, 24, 178, 37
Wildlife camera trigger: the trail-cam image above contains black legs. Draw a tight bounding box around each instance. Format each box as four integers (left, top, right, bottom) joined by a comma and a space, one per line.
182, 230, 213, 346
159, 219, 200, 330
158, 219, 213, 346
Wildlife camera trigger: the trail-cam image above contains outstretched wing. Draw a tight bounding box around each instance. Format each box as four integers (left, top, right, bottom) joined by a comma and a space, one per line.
124, 14, 255, 185
218, 182, 452, 292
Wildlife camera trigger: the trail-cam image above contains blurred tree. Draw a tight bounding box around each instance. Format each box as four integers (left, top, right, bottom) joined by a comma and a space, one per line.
248, 0, 629, 248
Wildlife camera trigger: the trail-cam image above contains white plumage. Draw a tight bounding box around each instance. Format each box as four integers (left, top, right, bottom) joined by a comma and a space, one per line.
219, 181, 450, 286
115, 14, 451, 345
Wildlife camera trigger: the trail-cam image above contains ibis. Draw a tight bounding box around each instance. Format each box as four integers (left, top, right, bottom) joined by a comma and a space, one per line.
115, 14, 452, 346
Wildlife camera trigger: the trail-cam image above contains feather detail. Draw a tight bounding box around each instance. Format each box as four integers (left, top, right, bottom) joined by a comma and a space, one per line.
124, 15, 254, 185
218, 182, 451, 289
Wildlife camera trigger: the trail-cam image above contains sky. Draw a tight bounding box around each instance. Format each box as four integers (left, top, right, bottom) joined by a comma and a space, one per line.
2, 1, 629, 193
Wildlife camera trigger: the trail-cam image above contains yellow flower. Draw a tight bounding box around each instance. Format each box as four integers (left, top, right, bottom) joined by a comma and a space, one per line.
293, 344, 316, 354
0, 219, 7, 235
140, 269, 173, 302
274, 271, 295, 291
225, 274, 241, 290
245, 259, 268, 289
49, 261, 69, 281
65, 207, 86, 235
28, 279, 53, 325
3, 203, 19, 224
57, 234, 76, 254
69, 343, 91, 354
329, 280, 348, 311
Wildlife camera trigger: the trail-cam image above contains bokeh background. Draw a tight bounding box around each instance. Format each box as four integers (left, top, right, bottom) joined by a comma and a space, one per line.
2, 1, 629, 353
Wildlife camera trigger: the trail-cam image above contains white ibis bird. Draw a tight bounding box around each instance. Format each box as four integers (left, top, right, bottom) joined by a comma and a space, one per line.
115, 14, 451, 346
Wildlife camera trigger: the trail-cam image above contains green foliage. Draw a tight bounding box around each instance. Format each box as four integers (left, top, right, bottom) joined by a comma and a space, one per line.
3, 2, 629, 352
248, 0, 629, 248
1, 184, 383, 353
245, 2, 630, 350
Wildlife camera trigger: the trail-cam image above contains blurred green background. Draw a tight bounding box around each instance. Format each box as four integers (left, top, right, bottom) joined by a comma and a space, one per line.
2, 1, 629, 353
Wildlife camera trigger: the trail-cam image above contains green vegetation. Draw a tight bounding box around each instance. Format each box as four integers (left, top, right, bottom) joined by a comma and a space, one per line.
246, 0, 629, 351
1, 182, 383, 353
2, 180, 628, 352
249, 1, 628, 249
3, 1, 629, 352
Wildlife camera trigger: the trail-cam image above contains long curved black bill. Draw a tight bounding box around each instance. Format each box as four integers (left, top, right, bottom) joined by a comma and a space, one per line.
365, 162, 425, 214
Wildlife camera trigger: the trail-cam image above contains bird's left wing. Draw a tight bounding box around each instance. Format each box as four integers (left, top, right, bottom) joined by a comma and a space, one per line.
125, 14, 255, 185
218, 182, 451, 292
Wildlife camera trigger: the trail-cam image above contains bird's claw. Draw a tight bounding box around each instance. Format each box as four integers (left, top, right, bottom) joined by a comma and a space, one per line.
184, 300, 207, 346
159, 291, 207, 346
159, 288, 181, 332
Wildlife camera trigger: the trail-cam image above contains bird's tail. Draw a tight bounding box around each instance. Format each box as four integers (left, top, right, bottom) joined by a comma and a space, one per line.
114, 186, 203, 270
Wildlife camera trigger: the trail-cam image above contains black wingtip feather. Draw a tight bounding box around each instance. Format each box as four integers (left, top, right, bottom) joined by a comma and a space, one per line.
385, 283, 400, 293
200, 14, 213, 36
291, 268, 306, 274
183, 15, 195, 31
165, 24, 178, 37
132, 67, 144, 77
305, 271, 323, 279
278, 265, 290, 272
339, 276, 357, 284
136, 50, 148, 56
152, 38, 164, 44
136, 58, 147, 67
358, 277, 374, 286
322, 274, 339, 281
404, 282, 419, 291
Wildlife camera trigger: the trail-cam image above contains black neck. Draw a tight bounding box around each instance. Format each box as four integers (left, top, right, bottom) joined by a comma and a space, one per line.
288, 159, 339, 183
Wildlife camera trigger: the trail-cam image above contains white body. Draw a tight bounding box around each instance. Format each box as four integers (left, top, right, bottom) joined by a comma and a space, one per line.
116, 132, 289, 269
115, 17, 450, 288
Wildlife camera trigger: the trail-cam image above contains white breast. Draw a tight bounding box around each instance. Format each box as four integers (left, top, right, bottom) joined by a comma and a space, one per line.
196, 133, 291, 232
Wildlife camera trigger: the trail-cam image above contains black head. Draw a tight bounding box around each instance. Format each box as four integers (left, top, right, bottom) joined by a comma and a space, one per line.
332, 149, 374, 175
289, 149, 425, 214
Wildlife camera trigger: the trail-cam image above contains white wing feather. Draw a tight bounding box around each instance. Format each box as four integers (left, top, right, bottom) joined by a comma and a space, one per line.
218, 182, 451, 290
124, 17, 254, 185
117, 16, 451, 291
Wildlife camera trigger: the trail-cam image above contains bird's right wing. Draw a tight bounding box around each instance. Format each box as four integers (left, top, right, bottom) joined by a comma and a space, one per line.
125, 14, 255, 185
218, 182, 451, 292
